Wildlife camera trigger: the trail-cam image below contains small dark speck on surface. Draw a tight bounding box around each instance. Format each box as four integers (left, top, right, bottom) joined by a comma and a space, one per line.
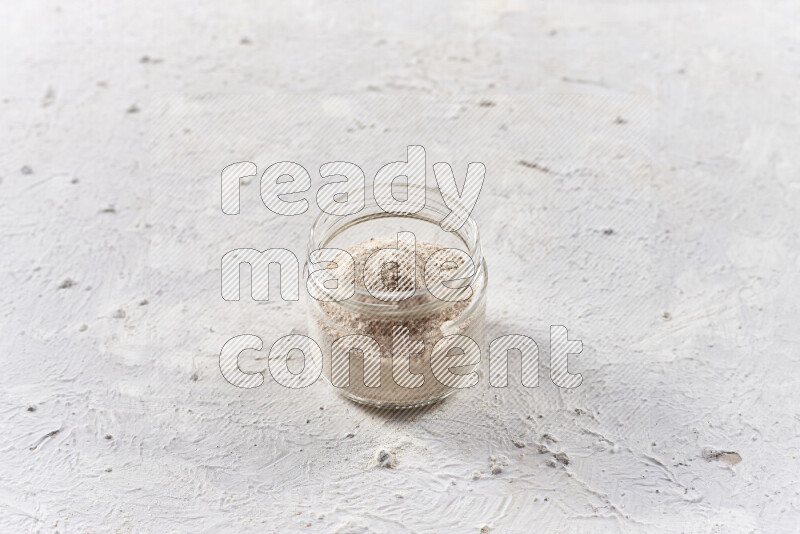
702, 447, 742, 465
58, 278, 76, 289
71, 178, 79, 184
614, 116, 628, 124
21, 165, 33, 175
554, 452, 570, 466
105, 468, 112, 472
375, 449, 396, 468
42, 87, 56, 107
542, 433, 558, 442
139, 299, 149, 306
345, 433, 355, 438
27, 406, 36, 412
104, 434, 113, 440
190, 373, 198, 382
127, 104, 140, 113
662, 312, 672, 321
306, 419, 310, 424
112, 309, 126, 319
479, 100, 496, 107
518, 160, 551, 174
603, 228, 614, 235
139, 55, 163, 64
240, 37, 252, 45
101, 205, 116, 213
480, 526, 490, 534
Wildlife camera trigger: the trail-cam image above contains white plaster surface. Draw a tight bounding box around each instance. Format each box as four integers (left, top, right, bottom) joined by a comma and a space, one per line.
1, 1, 799, 532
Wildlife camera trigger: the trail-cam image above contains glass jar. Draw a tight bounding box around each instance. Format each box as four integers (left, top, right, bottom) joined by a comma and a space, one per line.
305, 187, 488, 409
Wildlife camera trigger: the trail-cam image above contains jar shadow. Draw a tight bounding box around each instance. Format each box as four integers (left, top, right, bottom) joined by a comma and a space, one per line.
344, 394, 452, 421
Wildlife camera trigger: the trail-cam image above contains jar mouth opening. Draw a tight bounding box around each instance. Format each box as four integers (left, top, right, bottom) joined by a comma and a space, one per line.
305, 186, 486, 318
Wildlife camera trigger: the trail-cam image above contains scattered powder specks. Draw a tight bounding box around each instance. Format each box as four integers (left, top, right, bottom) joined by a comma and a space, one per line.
489, 455, 507, 475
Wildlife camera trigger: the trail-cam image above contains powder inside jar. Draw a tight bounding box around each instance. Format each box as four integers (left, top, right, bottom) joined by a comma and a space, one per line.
307, 236, 483, 408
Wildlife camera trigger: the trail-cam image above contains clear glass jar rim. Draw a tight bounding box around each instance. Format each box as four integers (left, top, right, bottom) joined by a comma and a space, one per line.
305, 185, 486, 317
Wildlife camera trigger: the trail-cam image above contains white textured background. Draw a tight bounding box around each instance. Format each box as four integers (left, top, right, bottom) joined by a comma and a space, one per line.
1, 1, 799, 532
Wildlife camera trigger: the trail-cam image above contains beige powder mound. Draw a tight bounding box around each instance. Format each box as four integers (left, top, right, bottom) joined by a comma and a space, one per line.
307, 237, 484, 408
